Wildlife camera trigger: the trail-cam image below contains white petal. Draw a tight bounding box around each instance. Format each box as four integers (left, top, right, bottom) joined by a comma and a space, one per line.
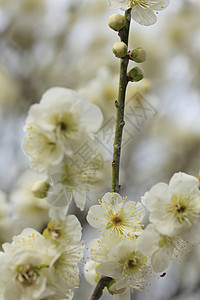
131, 6, 157, 26
107, 0, 129, 10
169, 172, 199, 194
141, 182, 170, 211
86, 205, 106, 228
103, 192, 122, 207
151, 247, 170, 273
73, 101, 103, 133
115, 288, 130, 300
137, 224, 160, 255
96, 261, 122, 278
73, 189, 87, 211
148, 0, 170, 11
46, 184, 72, 208
40, 87, 79, 106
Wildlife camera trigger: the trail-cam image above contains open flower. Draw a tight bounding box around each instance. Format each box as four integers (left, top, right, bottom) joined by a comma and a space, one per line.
23, 87, 103, 170
108, 0, 170, 26
142, 172, 200, 242
96, 239, 152, 291
87, 192, 145, 238
137, 224, 194, 273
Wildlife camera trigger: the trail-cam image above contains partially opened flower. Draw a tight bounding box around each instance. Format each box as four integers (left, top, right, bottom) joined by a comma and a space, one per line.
108, 0, 170, 26
87, 192, 145, 238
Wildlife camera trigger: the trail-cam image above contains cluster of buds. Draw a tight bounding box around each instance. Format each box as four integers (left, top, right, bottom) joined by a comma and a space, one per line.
109, 13, 146, 82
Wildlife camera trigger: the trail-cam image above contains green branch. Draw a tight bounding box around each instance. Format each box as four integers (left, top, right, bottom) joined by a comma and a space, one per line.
111, 8, 132, 193
89, 276, 112, 300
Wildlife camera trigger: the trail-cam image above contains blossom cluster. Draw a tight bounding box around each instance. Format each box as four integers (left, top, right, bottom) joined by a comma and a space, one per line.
0, 210, 85, 300
85, 172, 200, 298
23, 87, 104, 211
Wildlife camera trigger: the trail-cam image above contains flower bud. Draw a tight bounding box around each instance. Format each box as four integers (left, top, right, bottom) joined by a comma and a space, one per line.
31, 181, 50, 198
113, 42, 128, 58
128, 67, 144, 82
131, 47, 147, 63
108, 14, 125, 31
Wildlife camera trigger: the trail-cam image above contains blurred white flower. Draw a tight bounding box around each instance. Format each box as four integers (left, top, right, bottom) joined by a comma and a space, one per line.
96, 239, 152, 291
108, 0, 170, 26
10, 170, 50, 231
142, 172, 200, 242
87, 192, 145, 238
0, 190, 15, 246
23, 87, 103, 171
137, 224, 194, 273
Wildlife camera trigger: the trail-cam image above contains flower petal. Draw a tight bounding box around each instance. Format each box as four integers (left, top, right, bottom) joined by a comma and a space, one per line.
148, 0, 170, 11
131, 5, 157, 26
86, 205, 106, 228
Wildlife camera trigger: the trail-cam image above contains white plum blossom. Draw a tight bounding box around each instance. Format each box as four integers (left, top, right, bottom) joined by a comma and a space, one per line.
137, 224, 194, 273
23, 87, 103, 172
0, 224, 84, 299
87, 192, 145, 238
0, 229, 57, 300
0, 249, 50, 300
96, 239, 152, 291
142, 172, 200, 242
108, 0, 170, 26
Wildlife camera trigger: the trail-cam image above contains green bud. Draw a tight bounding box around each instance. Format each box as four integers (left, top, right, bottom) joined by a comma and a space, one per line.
128, 67, 144, 82
31, 181, 50, 198
131, 47, 147, 63
108, 14, 125, 31
113, 42, 128, 58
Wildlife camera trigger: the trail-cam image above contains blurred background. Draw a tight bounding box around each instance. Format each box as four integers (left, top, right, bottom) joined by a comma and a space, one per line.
0, 0, 200, 299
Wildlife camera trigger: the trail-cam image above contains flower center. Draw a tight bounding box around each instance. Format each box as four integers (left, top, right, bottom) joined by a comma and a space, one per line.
58, 121, 67, 131
127, 258, 137, 269
112, 216, 122, 226
16, 264, 38, 287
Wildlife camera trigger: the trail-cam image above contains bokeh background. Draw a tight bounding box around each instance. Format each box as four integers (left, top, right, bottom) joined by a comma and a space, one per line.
0, 0, 200, 299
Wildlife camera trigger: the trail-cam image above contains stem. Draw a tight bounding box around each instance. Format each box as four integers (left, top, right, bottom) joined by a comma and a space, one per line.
89, 9, 132, 300
111, 8, 132, 193
89, 276, 112, 300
